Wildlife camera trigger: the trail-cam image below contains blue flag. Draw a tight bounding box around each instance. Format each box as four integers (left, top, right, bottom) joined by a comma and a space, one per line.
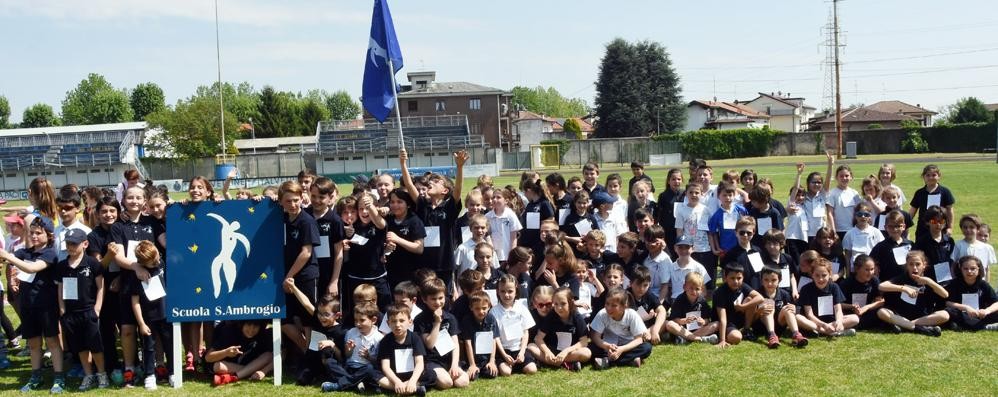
362, 0, 404, 122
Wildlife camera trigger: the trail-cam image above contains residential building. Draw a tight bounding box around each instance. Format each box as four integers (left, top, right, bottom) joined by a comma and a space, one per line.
511, 110, 594, 152
864, 100, 937, 126
810, 107, 915, 132
684, 100, 770, 131
741, 92, 816, 132
234, 136, 316, 154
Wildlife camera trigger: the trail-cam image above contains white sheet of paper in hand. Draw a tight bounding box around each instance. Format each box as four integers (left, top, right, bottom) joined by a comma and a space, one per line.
434, 329, 455, 356
926, 194, 941, 208
501, 317, 523, 342
485, 290, 498, 306
686, 311, 701, 331
142, 275, 166, 301
424, 226, 441, 248
798, 277, 812, 289
747, 252, 764, 272
555, 331, 572, 351
394, 348, 414, 373
892, 246, 911, 265
722, 212, 737, 229
901, 289, 918, 305
673, 202, 681, 216
779, 268, 791, 288
126, 240, 139, 263
817, 295, 833, 316
62, 277, 79, 301
877, 214, 887, 231
526, 212, 540, 229
934, 262, 952, 282
308, 330, 325, 351
851, 293, 867, 308
461, 226, 471, 243
962, 293, 980, 310
637, 306, 650, 320
474, 331, 494, 355
574, 220, 592, 236
349, 233, 369, 246
315, 236, 331, 258
756, 217, 773, 236
734, 293, 744, 306
558, 209, 570, 226
16, 270, 36, 283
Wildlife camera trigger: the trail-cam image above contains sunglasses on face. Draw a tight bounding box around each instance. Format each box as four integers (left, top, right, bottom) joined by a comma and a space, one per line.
856, 211, 872, 218
535, 302, 553, 308
929, 218, 946, 225
738, 230, 754, 237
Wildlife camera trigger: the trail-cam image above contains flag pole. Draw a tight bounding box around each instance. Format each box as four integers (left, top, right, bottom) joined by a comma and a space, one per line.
387, 58, 405, 153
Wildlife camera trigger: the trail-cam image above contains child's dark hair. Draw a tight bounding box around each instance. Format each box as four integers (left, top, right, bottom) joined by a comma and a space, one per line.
468, 290, 491, 308
748, 185, 771, 203
56, 186, 82, 207
852, 254, 876, 272
458, 269, 485, 293
312, 177, 337, 196
583, 161, 599, 173
419, 277, 447, 298
630, 265, 652, 284
386, 303, 412, 320
545, 173, 567, 192
633, 208, 653, 223
393, 281, 420, 300
96, 195, 122, 215
335, 195, 358, 215
630, 161, 644, 170
921, 164, 940, 177
642, 224, 666, 241
604, 288, 629, 307
616, 232, 640, 248
354, 302, 380, 320
740, 169, 757, 185
924, 205, 946, 222
318, 294, 341, 314
717, 181, 737, 194
605, 173, 622, 187
723, 263, 745, 276
958, 255, 985, 282
497, 273, 518, 296
761, 229, 786, 248
388, 188, 416, 211
760, 266, 781, 279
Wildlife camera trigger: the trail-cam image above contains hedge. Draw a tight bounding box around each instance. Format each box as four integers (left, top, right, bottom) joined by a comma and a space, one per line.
652, 127, 782, 160
920, 121, 996, 152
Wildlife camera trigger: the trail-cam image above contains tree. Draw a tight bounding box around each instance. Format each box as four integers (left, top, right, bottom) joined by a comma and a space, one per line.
0, 95, 10, 128
194, 82, 260, 124
511, 86, 590, 118
563, 118, 584, 139
61, 73, 133, 125
145, 96, 240, 158
942, 97, 993, 124
594, 38, 684, 138
21, 103, 60, 128
129, 82, 166, 121
324, 90, 361, 120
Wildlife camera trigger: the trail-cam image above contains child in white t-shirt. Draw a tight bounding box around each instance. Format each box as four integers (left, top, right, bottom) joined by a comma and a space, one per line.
842, 203, 884, 272
486, 189, 522, 264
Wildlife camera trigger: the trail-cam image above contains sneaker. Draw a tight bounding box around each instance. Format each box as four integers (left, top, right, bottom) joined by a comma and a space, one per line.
791, 332, 809, 348
766, 334, 780, 349
985, 323, 998, 331
700, 334, 720, 345
110, 369, 124, 386
144, 375, 157, 390
78, 375, 97, 391
20, 376, 42, 392
97, 373, 110, 389
930, 326, 943, 336
68, 364, 85, 378
914, 325, 939, 337
675, 335, 689, 345
321, 382, 341, 392
213, 373, 238, 386
356, 382, 365, 393
836, 329, 857, 337
415, 385, 427, 397
7, 336, 20, 349
155, 365, 168, 381
50, 378, 66, 394
889, 325, 903, 334
592, 357, 609, 370
741, 329, 757, 341
631, 357, 641, 368
122, 369, 136, 387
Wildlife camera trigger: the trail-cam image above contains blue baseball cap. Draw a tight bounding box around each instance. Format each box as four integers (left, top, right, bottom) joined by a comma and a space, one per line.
64, 228, 88, 245
30, 215, 55, 233
591, 191, 614, 207
675, 235, 694, 247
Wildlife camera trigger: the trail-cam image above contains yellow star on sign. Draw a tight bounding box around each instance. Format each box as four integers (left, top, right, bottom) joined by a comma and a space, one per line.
187, 213, 196, 221
188, 244, 198, 253
260, 273, 268, 280
248, 207, 255, 214
195, 287, 202, 294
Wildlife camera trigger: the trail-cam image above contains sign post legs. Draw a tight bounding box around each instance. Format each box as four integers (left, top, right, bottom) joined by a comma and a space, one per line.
172, 322, 183, 388
272, 318, 282, 386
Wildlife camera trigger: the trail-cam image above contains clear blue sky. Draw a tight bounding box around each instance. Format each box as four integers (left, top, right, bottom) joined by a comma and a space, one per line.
1, 0, 996, 123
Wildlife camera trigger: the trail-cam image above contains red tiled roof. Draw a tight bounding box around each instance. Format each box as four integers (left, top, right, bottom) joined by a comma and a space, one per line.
813, 107, 915, 124
865, 100, 937, 115
689, 100, 769, 118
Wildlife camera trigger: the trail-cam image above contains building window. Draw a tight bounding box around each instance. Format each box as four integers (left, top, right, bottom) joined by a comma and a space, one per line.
470, 123, 481, 134
435, 100, 446, 111
408, 101, 418, 112
469, 98, 481, 110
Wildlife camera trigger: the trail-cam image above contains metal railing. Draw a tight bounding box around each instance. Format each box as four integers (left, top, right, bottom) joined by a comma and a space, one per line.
318, 115, 468, 133
318, 134, 486, 154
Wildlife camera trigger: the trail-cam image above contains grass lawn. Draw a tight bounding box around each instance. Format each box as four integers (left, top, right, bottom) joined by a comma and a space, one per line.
1, 153, 998, 395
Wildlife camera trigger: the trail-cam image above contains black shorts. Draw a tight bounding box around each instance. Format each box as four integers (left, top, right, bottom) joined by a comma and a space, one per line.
503, 349, 535, 372
21, 307, 60, 339
889, 304, 934, 322
374, 367, 436, 387
855, 311, 883, 330
118, 293, 137, 325
62, 310, 103, 353
284, 276, 318, 325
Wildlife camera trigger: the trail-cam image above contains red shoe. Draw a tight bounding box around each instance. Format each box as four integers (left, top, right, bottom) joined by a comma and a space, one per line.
122, 369, 136, 387
185, 352, 195, 372
791, 332, 809, 348
155, 365, 169, 380
767, 333, 780, 349
213, 374, 238, 386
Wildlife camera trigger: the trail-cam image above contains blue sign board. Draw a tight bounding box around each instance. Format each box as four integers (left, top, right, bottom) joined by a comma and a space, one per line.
377, 166, 456, 179
166, 200, 285, 322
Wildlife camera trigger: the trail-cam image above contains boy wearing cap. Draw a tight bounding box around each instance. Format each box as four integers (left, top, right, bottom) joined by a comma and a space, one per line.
591, 191, 621, 253
666, 236, 712, 303
57, 229, 108, 390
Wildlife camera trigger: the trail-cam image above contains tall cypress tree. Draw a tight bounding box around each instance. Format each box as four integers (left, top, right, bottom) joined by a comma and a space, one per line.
595, 39, 684, 137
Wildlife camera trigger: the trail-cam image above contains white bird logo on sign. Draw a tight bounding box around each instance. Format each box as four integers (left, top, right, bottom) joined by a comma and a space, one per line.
207, 213, 251, 298
369, 37, 388, 67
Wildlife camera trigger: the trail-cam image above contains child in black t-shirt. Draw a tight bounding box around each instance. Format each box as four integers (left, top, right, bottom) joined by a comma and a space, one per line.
797, 258, 859, 338
838, 255, 885, 330
376, 304, 433, 395
459, 291, 500, 380
713, 264, 763, 347
339, 194, 389, 327
128, 241, 171, 390
944, 256, 998, 331
1, 216, 65, 393
452, 269, 485, 325
755, 267, 807, 348
413, 278, 469, 390
665, 273, 719, 344
306, 177, 346, 297
206, 321, 274, 386
278, 181, 322, 366
877, 250, 950, 336
56, 229, 108, 390
627, 266, 667, 344
285, 278, 348, 387
534, 288, 592, 371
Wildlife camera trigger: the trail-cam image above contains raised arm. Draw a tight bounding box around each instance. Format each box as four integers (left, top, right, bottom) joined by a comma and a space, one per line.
399, 148, 419, 203
452, 151, 469, 202
823, 150, 834, 194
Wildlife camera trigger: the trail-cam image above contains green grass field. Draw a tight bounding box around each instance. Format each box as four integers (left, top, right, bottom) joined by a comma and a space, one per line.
1, 153, 998, 395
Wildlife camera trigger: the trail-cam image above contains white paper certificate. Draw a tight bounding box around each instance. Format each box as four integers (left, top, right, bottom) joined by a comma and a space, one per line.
394, 348, 414, 373
526, 213, 540, 230
817, 295, 833, 316
424, 226, 441, 248
315, 236, 331, 258
62, 277, 79, 301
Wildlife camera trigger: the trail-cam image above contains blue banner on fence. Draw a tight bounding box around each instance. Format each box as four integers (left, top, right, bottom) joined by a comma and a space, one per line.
376, 166, 456, 179
166, 199, 286, 322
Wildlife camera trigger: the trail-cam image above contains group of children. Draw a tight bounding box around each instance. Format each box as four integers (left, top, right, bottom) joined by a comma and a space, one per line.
1, 151, 996, 394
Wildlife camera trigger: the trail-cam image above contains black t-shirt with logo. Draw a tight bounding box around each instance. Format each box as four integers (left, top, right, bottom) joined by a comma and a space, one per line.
57, 255, 104, 312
